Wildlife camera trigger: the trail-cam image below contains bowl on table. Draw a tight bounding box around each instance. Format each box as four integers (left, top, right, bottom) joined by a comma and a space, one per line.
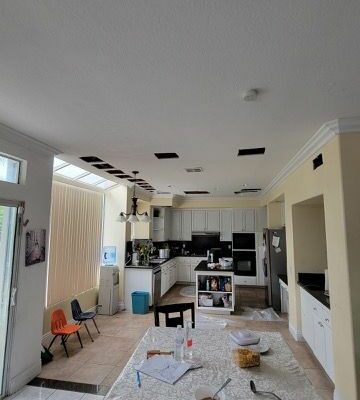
194, 385, 225, 400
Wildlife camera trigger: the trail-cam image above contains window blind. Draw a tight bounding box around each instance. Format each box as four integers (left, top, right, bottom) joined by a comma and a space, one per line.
47, 181, 103, 306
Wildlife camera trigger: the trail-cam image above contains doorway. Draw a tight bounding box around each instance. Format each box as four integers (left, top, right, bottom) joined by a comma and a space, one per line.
0, 200, 22, 397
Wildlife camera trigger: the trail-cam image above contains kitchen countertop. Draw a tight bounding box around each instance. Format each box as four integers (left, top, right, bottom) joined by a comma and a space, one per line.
297, 273, 330, 309
194, 260, 235, 272
125, 254, 208, 269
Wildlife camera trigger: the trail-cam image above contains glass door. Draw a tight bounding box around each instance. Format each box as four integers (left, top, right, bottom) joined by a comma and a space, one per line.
0, 201, 21, 396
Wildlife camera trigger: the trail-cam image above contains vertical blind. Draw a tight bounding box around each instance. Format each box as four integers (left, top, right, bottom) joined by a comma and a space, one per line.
47, 181, 103, 306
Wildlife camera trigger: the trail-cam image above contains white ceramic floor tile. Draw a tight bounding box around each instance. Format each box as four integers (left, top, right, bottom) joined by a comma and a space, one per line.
11, 386, 56, 400
81, 395, 104, 400
48, 390, 85, 400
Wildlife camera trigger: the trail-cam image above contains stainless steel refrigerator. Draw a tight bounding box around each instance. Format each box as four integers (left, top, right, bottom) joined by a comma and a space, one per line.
263, 228, 287, 311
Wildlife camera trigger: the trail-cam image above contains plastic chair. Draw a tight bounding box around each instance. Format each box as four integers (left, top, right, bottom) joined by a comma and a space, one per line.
154, 302, 195, 328
48, 309, 83, 357
71, 299, 100, 342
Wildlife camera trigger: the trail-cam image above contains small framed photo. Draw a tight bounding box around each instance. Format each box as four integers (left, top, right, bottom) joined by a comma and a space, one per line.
25, 229, 46, 266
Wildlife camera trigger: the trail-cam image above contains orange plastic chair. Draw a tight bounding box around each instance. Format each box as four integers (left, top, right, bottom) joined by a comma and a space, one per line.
48, 309, 83, 357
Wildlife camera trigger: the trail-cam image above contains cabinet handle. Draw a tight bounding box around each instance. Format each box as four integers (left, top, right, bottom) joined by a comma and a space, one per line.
313, 307, 317, 311
318, 321, 323, 327
325, 318, 329, 322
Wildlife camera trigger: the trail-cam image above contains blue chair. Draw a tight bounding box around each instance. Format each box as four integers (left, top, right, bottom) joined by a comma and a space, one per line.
71, 299, 100, 342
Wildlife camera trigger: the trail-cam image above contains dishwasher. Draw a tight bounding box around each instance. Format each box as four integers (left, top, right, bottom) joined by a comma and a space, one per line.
152, 265, 162, 306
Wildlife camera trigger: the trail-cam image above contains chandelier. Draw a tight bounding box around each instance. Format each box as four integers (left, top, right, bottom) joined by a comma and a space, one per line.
116, 171, 151, 223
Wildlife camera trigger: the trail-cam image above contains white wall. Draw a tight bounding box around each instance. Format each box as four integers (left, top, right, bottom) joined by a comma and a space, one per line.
0, 123, 56, 394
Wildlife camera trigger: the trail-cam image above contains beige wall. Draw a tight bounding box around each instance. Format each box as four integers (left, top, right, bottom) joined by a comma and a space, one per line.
292, 202, 327, 273
173, 197, 262, 209
43, 288, 98, 334
262, 134, 359, 399
131, 200, 151, 239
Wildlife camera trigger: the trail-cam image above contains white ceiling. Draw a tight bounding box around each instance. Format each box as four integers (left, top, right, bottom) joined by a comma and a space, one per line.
1, 1, 360, 197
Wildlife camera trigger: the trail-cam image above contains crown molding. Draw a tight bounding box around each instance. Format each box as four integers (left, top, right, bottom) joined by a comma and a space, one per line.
262, 117, 360, 196
0, 122, 60, 155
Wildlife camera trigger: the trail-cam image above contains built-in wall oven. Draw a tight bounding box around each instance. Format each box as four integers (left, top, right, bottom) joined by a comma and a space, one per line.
232, 232, 257, 276
232, 250, 257, 276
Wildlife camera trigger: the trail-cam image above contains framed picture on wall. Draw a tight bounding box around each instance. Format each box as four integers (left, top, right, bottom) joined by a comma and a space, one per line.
25, 229, 46, 266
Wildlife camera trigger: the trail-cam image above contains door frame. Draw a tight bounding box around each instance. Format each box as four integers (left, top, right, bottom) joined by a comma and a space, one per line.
0, 199, 24, 397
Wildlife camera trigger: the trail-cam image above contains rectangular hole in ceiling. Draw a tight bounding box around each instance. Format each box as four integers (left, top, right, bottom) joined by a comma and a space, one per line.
154, 152, 179, 159
80, 156, 104, 163
184, 191, 210, 195
115, 174, 131, 178
93, 163, 114, 169
107, 170, 124, 174
234, 188, 261, 194
237, 147, 265, 156
128, 178, 145, 182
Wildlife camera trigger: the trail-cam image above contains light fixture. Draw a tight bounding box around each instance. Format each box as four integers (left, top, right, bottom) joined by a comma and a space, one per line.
116, 171, 151, 223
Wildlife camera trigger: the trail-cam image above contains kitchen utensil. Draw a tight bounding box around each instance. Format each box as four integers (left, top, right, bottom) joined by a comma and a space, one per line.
250, 380, 282, 399
212, 378, 231, 399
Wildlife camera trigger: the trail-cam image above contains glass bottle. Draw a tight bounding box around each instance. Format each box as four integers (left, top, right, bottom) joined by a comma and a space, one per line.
174, 325, 184, 361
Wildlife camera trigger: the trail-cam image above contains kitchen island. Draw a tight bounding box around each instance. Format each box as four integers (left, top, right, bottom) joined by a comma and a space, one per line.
195, 260, 235, 314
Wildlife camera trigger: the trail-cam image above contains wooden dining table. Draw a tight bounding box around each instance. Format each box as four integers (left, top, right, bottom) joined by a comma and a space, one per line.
105, 327, 321, 400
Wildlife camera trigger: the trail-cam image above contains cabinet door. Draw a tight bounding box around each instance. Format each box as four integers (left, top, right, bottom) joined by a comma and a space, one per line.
181, 210, 192, 240
178, 264, 190, 282
313, 317, 327, 367
206, 210, 220, 231
324, 323, 334, 381
171, 210, 182, 240
161, 270, 166, 296
190, 264, 197, 283
192, 210, 206, 231
244, 209, 255, 231
300, 289, 315, 349
232, 209, 244, 231
220, 210, 232, 241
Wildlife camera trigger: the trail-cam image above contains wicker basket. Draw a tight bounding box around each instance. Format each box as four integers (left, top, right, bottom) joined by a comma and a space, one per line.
232, 348, 260, 368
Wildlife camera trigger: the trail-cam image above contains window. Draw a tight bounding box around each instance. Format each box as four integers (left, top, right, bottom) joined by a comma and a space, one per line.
53, 157, 117, 190
0, 154, 20, 184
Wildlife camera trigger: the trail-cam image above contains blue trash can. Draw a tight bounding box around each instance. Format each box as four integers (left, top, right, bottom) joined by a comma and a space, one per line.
131, 291, 149, 314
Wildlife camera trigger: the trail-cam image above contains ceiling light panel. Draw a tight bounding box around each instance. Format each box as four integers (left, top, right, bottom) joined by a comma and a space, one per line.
96, 180, 117, 189
55, 164, 88, 179
53, 157, 68, 170
78, 173, 105, 185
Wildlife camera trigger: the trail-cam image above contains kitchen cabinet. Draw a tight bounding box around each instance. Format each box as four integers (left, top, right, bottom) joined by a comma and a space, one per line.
220, 209, 232, 241
192, 210, 220, 232
299, 287, 334, 381
170, 210, 192, 240
190, 257, 207, 283
176, 257, 191, 282
255, 207, 267, 232
232, 209, 255, 232
160, 259, 177, 296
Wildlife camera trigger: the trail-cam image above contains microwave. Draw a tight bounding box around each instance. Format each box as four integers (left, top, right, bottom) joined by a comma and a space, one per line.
232, 250, 257, 276
232, 232, 255, 250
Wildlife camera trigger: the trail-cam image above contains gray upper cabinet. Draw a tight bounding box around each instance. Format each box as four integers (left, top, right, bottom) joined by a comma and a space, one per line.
220, 209, 232, 241
192, 210, 206, 231
181, 210, 192, 240
255, 207, 267, 232
192, 210, 220, 232
170, 210, 182, 240
232, 209, 255, 232
206, 210, 220, 231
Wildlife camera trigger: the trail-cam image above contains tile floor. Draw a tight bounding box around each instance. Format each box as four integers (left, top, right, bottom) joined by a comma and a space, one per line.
33, 284, 334, 400
9, 386, 103, 400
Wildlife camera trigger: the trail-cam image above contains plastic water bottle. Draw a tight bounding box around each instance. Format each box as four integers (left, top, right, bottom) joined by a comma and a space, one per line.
184, 320, 193, 359
174, 325, 184, 361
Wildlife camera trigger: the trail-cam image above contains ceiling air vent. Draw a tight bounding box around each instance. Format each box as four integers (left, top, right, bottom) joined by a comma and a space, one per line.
93, 163, 114, 169
185, 167, 203, 173
184, 191, 210, 195
154, 152, 179, 159
237, 147, 265, 156
234, 188, 261, 194
80, 156, 104, 163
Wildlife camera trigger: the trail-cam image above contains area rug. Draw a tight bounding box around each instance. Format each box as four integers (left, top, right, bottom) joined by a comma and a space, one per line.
179, 285, 196, 298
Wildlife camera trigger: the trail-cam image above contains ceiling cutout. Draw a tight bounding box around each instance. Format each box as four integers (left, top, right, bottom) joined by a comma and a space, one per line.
107, 169, 124, 175
93, 163, 114, 169
234, 188, 261, 194
79, 156, 104, 163
115, 174, 131, 178
185, 167, 203, 173
154, 152, 179, 159
237, 147, 265, 156
128, 178, 145, 182
184, 190, 210, 195
157, 191, 171, 194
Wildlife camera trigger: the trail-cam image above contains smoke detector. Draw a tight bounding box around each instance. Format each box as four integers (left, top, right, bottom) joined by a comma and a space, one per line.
242, 89, 258, 101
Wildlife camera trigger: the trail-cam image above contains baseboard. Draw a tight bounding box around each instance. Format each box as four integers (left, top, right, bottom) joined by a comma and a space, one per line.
289, 322, 305, 342
42, 305, 97, 348
8, 361, 41, 395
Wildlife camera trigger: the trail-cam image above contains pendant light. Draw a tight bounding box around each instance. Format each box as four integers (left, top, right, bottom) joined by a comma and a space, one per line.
116, 171, 151, 223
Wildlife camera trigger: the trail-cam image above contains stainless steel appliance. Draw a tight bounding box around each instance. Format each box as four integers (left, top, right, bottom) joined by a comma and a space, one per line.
264, 228, 287, 311
232, 250, 257, 276
159, 249, 170, 259
152, 265, 162, 306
